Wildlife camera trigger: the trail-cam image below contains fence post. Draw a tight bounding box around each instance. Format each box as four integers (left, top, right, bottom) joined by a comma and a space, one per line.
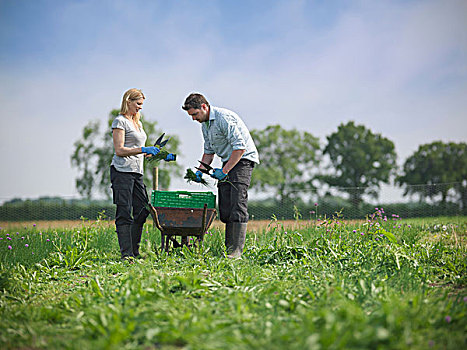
153, 167, 159, 190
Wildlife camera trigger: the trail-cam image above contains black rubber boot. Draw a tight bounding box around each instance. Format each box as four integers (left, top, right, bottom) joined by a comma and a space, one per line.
116, 224, 134, 260
225, 223, 234, 256
227, 222, 247, 259
131, 224, 144, 258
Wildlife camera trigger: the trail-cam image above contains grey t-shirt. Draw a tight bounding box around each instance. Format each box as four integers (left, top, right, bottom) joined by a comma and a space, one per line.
111, 115, 147, 174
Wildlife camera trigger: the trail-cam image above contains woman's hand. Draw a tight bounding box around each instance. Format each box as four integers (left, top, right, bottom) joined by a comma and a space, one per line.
141, 146, 161, 156
164, 153, 176, 162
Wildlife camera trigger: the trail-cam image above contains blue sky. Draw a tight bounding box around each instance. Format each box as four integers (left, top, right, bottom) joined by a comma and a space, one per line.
0, 0, 466, 202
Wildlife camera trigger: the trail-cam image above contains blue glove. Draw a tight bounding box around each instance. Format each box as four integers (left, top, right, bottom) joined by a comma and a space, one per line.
194, 170, 203, 183
141, 146, 160, 156
211, 168, 227, 180
164, 153, 176, 162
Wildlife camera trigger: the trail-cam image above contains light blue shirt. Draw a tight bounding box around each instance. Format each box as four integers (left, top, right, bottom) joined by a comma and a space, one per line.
202, 106, 259, 164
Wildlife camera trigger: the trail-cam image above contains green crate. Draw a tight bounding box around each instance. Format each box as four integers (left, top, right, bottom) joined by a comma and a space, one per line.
151, 190, 216, 209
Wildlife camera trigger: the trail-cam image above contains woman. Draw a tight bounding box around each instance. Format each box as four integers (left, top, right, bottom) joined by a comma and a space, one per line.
110, 88, 175, 260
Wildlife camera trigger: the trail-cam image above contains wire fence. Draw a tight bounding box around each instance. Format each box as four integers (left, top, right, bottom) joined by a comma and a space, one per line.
249, 182, 467, 220
0, 182, 466, 222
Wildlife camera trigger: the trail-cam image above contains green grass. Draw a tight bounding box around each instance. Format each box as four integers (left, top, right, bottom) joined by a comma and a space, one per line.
0, 215, 465, 349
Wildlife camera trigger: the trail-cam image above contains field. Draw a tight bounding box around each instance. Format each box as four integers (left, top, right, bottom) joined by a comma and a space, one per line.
0, 213, 466, 349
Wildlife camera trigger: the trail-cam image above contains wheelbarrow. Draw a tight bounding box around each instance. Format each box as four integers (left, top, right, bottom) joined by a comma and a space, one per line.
149, 203, 217, 252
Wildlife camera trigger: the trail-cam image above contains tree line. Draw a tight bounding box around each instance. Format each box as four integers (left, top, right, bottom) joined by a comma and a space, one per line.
69, 110, 466, 210
251, 122, 466, 210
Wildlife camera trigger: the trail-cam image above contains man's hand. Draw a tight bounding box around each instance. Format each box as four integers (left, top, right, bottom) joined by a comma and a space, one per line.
211, 168, 227, 180
164, 153, 176, 162
194, 170, 204, 183
141, 146, 160, 156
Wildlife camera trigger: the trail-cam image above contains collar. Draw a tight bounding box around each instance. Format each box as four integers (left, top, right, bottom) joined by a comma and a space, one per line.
204, 106, 216, 128
208, 106, 216, 121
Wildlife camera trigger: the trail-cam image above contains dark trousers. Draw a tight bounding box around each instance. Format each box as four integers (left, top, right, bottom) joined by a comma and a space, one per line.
110, 166, 149, 227
218, 159, 255, 223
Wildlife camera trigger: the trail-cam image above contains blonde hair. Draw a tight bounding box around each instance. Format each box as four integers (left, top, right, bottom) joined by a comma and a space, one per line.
120, 88, 145, 127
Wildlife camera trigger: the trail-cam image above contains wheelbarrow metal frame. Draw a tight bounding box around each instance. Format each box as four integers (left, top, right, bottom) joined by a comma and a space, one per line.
149, 203, 216, 252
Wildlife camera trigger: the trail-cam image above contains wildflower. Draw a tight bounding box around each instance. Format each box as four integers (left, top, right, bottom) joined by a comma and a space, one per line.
39, 232, 42, 235
7, 237, 11, 241
310, 211, 315, 214
445, 316, 451, 323
284, 231, 288, 235
408, 225, 411, 228
463, 296, 467, 303
8, 245, 12, 250
6, 233, 9, 236
375, 207, 378, 210
361, 233, 364, 236
21, 237, 25, 240
314, 203, 318, 206
16, 232, 19, 235
0, 238, 2, 240
353, 230, 357, 233
46, 239, 50, 242
33, 224, 36, 227
25, 244, 29, 247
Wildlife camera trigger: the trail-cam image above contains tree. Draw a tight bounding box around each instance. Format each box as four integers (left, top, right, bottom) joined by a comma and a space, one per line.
321, 121, 397, 207
71, 110, 182, 199
396, 141, 467, 208
250, 125, 321, 204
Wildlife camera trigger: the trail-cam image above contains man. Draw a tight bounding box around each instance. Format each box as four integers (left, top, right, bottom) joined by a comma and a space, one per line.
182, 93, 259, 258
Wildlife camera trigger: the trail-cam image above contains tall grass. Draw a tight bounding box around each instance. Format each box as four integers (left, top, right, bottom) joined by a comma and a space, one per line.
0, 214, 465, 349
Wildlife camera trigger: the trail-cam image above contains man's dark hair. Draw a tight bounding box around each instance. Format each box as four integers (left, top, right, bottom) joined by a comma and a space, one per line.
182, 93, 210, 110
